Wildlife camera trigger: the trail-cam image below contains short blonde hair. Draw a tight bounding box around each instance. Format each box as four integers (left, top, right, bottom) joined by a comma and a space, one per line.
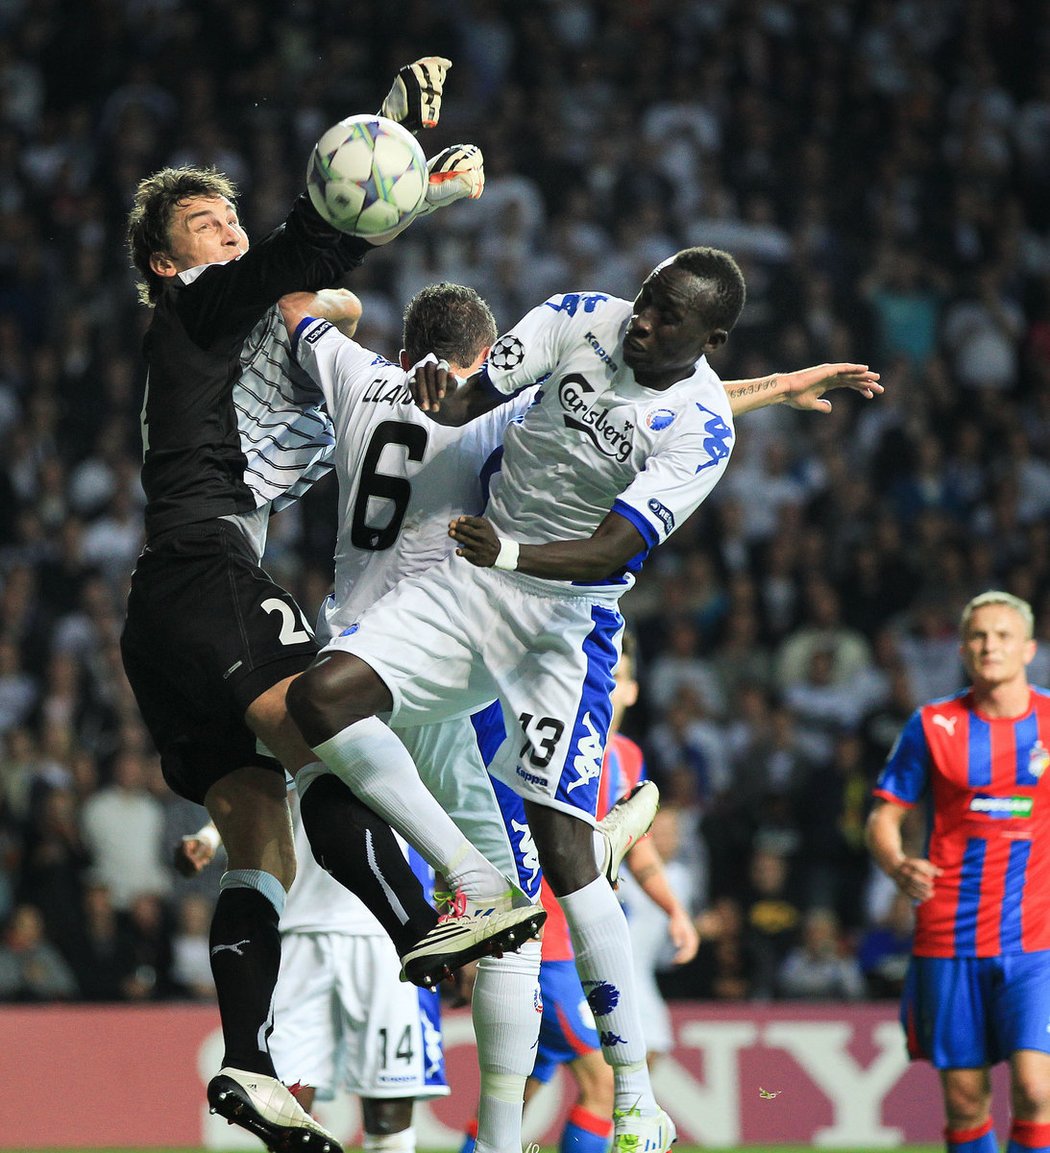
960, 590, 1034, 639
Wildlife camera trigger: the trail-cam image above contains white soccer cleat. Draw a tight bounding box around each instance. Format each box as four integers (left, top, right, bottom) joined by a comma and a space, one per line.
207, 1067, 342, 1153
400, 888, 546, 988
598, 780, 660, 886
612, 1106, 677, 1153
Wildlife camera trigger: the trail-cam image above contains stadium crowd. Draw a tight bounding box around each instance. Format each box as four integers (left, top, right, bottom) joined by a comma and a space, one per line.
1, 0, 1049, 1004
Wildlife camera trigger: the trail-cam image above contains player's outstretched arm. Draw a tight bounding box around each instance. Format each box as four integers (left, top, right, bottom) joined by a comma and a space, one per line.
724, 363, 882, 415
449, 508, 644, 583
378, 57, 452, 132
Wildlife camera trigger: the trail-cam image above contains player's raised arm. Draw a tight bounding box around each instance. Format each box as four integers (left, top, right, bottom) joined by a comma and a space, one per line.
378, 57, 452, 132
724, 363, 882, 415
450, 509, 645, 583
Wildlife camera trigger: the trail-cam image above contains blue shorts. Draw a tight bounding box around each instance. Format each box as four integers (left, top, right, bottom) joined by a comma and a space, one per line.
531, 960, 600, 1082
902, 951, 1050, 1068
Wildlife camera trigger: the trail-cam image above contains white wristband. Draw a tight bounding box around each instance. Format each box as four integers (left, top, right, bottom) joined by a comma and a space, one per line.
493, 537, 520, 571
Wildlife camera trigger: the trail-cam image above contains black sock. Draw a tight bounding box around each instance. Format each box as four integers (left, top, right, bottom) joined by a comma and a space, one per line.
299, 774, 437, 955
209, 885, 280, 1076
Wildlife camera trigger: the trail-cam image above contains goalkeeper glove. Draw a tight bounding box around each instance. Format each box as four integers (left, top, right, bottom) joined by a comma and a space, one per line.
378, 56, 452, 132
365, 144, 485, 246
417, 144, 486, 215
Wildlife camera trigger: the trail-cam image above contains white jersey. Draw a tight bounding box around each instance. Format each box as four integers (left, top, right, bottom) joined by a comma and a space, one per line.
481, 291, 736, 590
294, 321, 535, 635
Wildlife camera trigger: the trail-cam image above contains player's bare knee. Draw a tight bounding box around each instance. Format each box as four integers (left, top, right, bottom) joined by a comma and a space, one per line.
1010, 1072, 1050, 1118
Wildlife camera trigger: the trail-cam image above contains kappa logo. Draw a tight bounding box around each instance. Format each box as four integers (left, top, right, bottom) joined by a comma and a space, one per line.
422, 1008, 444, 1079
694, 402, 733, 472
566, 712, 604, 794
511, 817, 541, 888
932, 714, 958, 736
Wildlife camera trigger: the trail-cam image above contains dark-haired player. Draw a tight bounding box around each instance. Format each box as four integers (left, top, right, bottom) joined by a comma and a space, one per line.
284, 246, 881, 1152
119, 59, 515, 1153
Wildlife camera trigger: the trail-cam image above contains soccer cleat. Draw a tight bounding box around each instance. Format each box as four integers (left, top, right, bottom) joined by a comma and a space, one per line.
400, 890, 546, 988
598, 779, 660, 886
612, 1106, 677, 1153
207, 1067, 342, 1153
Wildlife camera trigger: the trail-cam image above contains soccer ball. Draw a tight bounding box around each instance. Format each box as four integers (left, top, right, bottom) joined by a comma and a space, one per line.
306, 114, 427, 237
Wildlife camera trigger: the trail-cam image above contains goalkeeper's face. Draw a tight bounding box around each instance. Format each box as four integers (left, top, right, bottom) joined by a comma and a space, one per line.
150, 195, 249, 280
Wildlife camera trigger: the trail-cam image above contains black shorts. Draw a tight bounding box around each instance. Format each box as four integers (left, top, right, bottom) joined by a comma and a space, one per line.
120, 519, 320, 805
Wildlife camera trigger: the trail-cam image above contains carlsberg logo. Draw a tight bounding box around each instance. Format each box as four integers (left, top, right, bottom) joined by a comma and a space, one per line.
969, 795, 1034, 817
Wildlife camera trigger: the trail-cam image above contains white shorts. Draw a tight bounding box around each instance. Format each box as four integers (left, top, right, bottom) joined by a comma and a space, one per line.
325, 556, 624, 822
270, 933, 449, 1101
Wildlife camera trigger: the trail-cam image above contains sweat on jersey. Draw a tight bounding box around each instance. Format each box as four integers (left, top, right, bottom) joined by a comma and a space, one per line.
873, 687, 1050, 958
478, 290, 736, 591
138, 195, 370, 538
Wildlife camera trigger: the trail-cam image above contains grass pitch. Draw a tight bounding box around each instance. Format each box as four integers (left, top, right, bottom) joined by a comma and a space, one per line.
31, 1147, 942, 1153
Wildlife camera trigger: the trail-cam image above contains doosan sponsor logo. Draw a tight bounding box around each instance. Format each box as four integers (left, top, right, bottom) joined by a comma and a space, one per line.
969, 794, 1034, 817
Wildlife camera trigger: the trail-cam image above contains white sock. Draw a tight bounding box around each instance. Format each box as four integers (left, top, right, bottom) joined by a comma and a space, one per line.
313, 718, 507, 900
472, 940, 542, 1153
559, 876, 657, 1114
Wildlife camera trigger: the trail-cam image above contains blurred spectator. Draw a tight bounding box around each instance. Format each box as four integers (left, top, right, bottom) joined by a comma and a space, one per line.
774, 579, 874, 692
648, 616, 726, 720
775, 907, 865, 1002
121, 892, 175, 1001
79, 749, 170, 911
62, 881, 139, 1002
170, 893, 216, 1000
0, 902, 78, 1001
856, 891, 914, 999
741, 842, 803, 1001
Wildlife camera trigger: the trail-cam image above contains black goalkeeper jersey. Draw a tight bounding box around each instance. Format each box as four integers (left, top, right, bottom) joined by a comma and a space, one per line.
138, 194, 370, 539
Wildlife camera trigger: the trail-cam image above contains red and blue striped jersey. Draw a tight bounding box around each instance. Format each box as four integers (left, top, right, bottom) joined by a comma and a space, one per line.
541, 732, 647, 962
873, 687, 1050, 957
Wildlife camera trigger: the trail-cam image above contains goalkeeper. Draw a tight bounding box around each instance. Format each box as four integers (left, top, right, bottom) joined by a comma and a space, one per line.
120, 57, 515, 1153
